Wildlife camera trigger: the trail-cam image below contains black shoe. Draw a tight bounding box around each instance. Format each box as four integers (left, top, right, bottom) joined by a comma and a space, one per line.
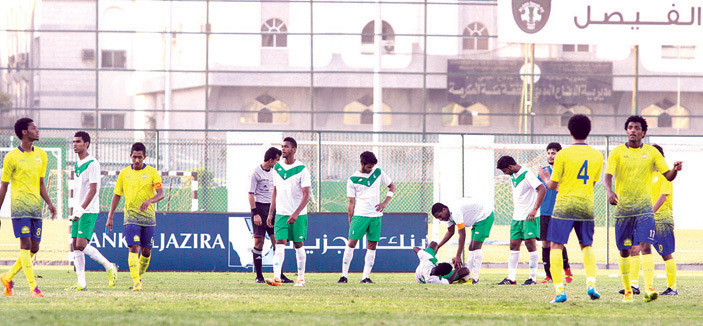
660, 287, 678, 295
337, 276, 348, 284
281, 275, 294, 284
255, 277, 266, 284
619, 286, 641, 295
472, 279, 479, 285
496, 278, 517, 285
360, 278, 375, 284
522, 278, 537, 285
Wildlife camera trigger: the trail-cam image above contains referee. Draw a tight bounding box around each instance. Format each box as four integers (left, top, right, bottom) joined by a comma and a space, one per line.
248, 147, 292, 283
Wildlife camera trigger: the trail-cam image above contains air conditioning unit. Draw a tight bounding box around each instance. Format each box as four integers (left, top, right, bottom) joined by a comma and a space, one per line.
81, 113, 95, 127
382, 41, 394, 54
82, 49, 95, 61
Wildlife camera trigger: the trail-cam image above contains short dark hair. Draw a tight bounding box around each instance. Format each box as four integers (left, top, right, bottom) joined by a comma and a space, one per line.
430, 262, 453, 277
264, 147, 282, 162
496, 156, 517, 170
283, 137, 297, 148
131, 142, 147, 155
568, 114, 591, 140
360, 151, 378, 165
14, 118, 33, 139
431, 202, 446, 216
652, 144, 664, 157
74, 131, 91, 144
546, 142, 562, 152
625, 115, 648, 132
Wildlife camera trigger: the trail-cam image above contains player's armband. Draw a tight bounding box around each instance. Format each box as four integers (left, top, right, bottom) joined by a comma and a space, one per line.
153, 182, 163, 189
456, 223, 465, 230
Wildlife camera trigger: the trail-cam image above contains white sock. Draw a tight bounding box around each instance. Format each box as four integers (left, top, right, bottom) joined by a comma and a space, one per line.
83, 244, 112, 270
273, 243, 285, 279
508, 250, 520, 281
341, 246, 354, 277
362, 249, 376, 280
74, 250, 86, 288
473, 249, 483, 281
467, 250, 476, 272
529, 251, 539, 281
295, 246, 306, 281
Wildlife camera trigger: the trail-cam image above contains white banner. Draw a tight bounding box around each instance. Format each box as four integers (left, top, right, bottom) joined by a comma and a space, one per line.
498, 0, 703, 45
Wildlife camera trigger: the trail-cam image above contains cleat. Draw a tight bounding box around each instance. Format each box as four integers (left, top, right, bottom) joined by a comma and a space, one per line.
360, 278, 374, 284
454, 278, 467, 284
622, 291, 633, 303
643, 288, 659, 303
31, 287, 44, 298
522, 278, 537, 285
550, 291, 567, 304
65, 284, 88, 291
336, 276, 348, 284
471, 279, 479, 285
107, 263, 118, 288
587, 285, 601, 300
660, 288, 678, 296
496, 278, 517, 285
265, 278, 282, 286
255, 277, 266, 284
540, 276, 552, 284
0, 273, 14, 297
564, 268, 573, 283
294, 279, 305, 287
619, 286, 641, 295
280, 275, 294, 284
132, 281, 143, 292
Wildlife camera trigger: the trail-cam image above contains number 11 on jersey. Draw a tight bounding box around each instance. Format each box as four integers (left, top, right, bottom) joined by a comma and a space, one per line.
577, 160, 589, 184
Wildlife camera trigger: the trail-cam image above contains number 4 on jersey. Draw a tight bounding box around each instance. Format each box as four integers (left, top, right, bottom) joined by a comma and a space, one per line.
577, 160, 589, 184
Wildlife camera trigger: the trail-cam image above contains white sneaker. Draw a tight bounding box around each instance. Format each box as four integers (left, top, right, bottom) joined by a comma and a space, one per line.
294, 279, 305, 287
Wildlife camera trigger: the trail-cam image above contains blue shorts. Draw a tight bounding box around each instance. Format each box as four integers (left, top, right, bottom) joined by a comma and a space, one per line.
653, 223, 675, 256
615, 214, 655, 250
124, 224, 155, 248
546, 218, 594, 246
12, 218, 42, 241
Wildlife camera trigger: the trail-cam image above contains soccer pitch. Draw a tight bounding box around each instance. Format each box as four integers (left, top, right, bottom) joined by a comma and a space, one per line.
1, 267, 701, 325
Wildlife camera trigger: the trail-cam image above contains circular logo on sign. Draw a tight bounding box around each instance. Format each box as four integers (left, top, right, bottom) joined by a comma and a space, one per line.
512, 0, 551, 34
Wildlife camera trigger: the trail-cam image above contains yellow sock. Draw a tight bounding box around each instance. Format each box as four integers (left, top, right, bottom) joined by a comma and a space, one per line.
619, 256, 631, 293
630, 253, 641, 288
641, 254, 654, 289
582, 246, 597, 287
550, 248, 564, 292
6, 258, 22, 281
128, 252, 140, 284
19, 249, 37, 291
139, 255, 151, 277
665, 258, 677, 290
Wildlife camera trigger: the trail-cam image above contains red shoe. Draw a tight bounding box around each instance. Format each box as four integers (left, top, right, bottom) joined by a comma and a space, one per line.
31, 287, 44, 298
540, 276, 552, 284
0, 273, 13, 297
564, 268, 573, 284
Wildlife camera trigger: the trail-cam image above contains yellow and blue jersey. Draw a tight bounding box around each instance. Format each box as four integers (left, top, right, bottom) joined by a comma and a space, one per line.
606, 144, 668, 218
652, 171, 673, 225
115, 164, 162, 226
1, 146, 48, 219
551, 144, 603, 221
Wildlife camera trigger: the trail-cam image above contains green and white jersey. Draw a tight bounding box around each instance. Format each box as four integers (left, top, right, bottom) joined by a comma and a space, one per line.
346, 167, 392, 218
273, 160, 311, 216
73, 154, 101, 214
509, 166, 542, 221
415, 249, 448, 285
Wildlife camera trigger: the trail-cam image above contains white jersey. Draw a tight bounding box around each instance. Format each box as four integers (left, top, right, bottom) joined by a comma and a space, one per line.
510, 166, 542, 221
346, 167, 392, 218
273, 160, 311, 216
73, 154, 101, 214
445, 197, 492, 228
415, 249, 448, 284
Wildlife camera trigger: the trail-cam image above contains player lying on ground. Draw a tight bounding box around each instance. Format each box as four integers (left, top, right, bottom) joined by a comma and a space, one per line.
414, 242, 470, 285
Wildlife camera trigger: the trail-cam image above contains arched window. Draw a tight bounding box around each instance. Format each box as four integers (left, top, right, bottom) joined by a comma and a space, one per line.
642, 101, 690, 129
258, 108, 273, 123
441, 103, 490, 126
261, 18, 287, 48
462, 22, 489, 51
361, 21, 395, 54
458, 110, 473, 125
240, 94, 290, 124
360, 109, 373, 125
560, 111, 573, 127
658, 112, 672, 128
343, 95, 392, 125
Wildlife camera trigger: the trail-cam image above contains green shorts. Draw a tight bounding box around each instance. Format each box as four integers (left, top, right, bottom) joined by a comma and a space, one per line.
274, 214, 308, 242
470, 212, 494, 242
349, 216, 382, 241
510, 218, 540, 240
71, 213, 98, 239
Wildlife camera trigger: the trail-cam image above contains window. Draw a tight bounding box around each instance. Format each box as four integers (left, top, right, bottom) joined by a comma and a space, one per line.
562, 44, 590, 53
361, 21, 395, 54
101, 114, 125, 129
257, 108, 273, 123
261, 18, 287, 48
458, 110, 473, 125
462, 22, 489, 51
343, 96, 392, 125
360, 109, 373, 125
662, 45, 695, 59
560, 111, 573, 127
101, 50, 126, 68
441, 103, 490, 127
658, 112, 672, 128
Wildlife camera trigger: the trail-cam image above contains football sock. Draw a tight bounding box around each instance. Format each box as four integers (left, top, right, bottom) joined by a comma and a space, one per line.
528, 251, 539, 281
630, 253, 641, 288
467, 250, 476, 276
641, 253, 654, 290
252, 247, 263, 278
508, 250, 519, 281
362, 249, 376, 280
550, 248, 564, 292
665, 258, 677, 290
542, 247, 551, 278
562, 246, 570, 269
74, 250, 87, 288
582, 246, 597, 287
139, 255, 151, 277
472, 249, 483, 281
273, 244, 285, 279
7, 257, 23, 281
128, 252, 139, 284
83, 244, 112, 270
19, 249, 37, 291
341, 246, 354, 277
619, 256, 631, 293
295, 246, 306, 281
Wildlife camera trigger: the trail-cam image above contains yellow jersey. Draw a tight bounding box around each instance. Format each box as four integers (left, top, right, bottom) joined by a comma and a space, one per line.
114, 164, 162, 226
551, 143, 603, 221
652, 171, 673, 225
1, 146, 48, 219
605, 143, 669, 218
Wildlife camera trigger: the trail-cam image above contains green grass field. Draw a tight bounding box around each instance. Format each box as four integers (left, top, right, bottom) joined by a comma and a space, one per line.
1, 267, 702, 325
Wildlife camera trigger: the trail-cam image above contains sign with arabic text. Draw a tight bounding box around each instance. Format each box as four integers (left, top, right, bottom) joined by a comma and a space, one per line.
498, 0, 703, 45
